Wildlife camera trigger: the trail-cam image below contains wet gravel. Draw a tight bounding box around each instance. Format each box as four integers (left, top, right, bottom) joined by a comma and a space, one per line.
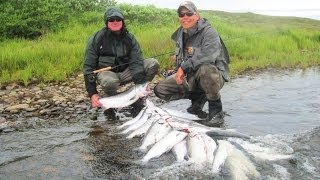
0, 74, 164, 133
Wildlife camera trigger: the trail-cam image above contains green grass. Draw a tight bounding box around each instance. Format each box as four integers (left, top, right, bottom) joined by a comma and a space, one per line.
1, 5, 320, 85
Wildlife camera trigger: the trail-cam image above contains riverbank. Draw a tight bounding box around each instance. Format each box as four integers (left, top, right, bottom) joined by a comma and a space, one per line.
0, 73, 164, 133
1, 66, 319, 133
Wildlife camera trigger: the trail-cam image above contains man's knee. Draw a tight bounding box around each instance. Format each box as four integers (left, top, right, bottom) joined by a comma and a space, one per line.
98, 74, 118, 87
195, 65, 224, 101
101, 81, 119, 96
153, 84, 162, 98
97, 72, 120, 95
145, 58, 159, 68
197, 64, 219, 77
144, 58, 160, 81
154, 84, 170, 101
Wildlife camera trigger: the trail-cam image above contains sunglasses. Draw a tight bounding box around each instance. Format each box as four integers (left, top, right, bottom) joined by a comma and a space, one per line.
108, 17, 122, 22
178, 12, 195, 18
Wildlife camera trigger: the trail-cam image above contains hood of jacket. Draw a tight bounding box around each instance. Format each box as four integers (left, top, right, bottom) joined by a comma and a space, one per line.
104, 6, 124, 23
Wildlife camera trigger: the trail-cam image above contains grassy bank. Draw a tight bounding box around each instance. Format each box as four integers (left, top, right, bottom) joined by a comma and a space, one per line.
0, 4, 320, 86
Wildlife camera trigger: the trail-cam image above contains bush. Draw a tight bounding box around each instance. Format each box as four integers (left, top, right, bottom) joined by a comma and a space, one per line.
0, 0, 116, 39
119, 4, 177, 26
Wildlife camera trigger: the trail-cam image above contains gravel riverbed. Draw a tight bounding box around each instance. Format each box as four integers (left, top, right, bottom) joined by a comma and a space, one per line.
0, 74, 164, 133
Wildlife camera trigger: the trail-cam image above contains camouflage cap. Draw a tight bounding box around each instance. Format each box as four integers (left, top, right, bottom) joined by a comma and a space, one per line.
177, 1, 198, 13
104, 6, 124, 22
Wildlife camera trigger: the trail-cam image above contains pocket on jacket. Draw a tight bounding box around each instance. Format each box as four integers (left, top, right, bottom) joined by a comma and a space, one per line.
98, 56, 115, 68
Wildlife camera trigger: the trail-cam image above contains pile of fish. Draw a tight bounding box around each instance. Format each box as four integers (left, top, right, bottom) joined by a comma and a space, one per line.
118, 99, 261, 177
99, 83, 261, 178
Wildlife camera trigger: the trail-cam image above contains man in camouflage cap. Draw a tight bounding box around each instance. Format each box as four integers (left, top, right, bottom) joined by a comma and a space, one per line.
154, 1, 230, 127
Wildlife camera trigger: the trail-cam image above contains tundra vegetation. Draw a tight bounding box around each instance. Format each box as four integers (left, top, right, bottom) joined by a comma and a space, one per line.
0, 0, 319, 86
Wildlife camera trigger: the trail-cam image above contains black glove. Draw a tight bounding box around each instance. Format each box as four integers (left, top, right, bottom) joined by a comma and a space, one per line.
84, 74, 98, 97
132, 72, 147, 84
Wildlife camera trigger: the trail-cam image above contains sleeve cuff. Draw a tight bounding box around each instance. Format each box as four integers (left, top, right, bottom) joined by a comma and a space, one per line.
181, 60, 192, 74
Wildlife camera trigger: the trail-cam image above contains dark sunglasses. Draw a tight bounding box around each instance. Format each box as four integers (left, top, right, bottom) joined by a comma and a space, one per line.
108, 17, 122, 22
178, 12, 195, 18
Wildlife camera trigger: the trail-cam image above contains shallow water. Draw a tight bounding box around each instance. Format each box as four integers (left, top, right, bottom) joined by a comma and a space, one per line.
1, 68, 319, 179
164, 67, 320, 136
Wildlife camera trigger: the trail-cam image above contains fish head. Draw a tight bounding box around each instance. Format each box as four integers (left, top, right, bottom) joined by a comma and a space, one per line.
136, 82, 152, 98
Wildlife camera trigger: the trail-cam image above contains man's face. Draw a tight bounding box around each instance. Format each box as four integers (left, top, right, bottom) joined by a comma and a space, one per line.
178, 8, 199, 29
107, 16, 123, 31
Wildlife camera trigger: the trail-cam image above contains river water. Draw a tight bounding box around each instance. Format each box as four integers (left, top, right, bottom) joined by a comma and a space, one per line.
1, 68, 319, 179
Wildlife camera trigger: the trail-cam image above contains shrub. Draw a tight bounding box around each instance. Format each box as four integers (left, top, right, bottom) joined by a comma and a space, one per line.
0, 0, 116, 39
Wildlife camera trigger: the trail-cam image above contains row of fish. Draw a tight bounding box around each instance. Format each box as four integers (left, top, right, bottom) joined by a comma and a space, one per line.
99, 83, 295, 179
116, 98, 260, 178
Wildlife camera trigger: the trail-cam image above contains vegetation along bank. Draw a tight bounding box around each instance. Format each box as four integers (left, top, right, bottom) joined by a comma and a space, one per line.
0, 1, 319, 86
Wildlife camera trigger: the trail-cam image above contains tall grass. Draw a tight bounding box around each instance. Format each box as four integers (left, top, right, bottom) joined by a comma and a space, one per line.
201, 11, 320, 76
130, 23, 176, 68
0, 5, 320, 85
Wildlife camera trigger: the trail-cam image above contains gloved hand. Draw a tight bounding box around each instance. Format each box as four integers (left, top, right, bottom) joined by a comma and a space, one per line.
91, 94, 102, 108
132, 72, 147, 84
175, 67, 185, 85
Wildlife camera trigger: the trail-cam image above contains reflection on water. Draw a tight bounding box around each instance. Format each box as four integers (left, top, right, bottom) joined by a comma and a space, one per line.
223, 67, 320, 136
162, 67, 320, 136
0, 126, 92, 178
0, 68, 319, 179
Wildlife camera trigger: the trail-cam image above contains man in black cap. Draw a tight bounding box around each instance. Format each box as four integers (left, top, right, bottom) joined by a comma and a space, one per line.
154, 1, 230, 127
83, 6, 160, 119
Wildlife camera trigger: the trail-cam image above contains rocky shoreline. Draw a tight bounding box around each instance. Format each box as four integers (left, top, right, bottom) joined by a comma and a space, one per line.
0, 74, 164, 133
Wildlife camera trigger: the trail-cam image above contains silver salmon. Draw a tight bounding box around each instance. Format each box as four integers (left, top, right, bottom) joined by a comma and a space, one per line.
99, 82, 151, 109
142, 129, 188, 163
